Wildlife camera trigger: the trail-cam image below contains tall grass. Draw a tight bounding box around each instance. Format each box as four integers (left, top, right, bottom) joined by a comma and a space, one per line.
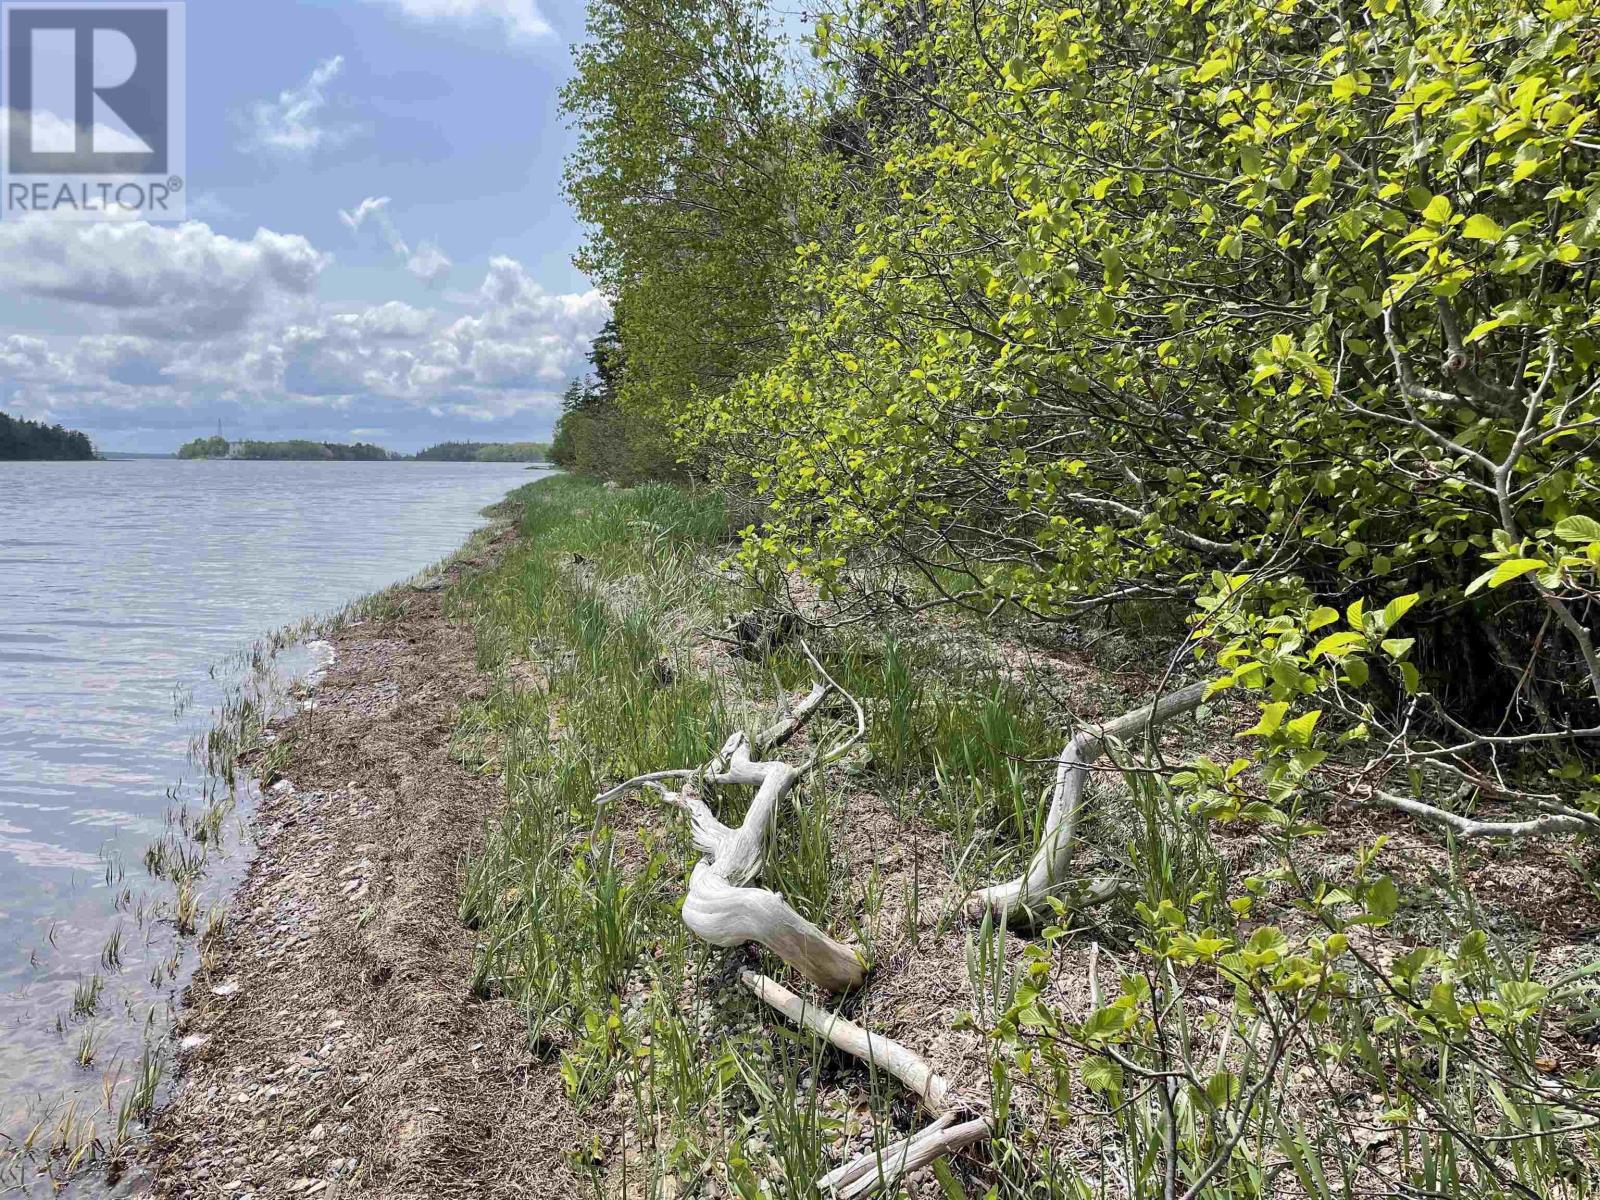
457, 476, 1600, 1200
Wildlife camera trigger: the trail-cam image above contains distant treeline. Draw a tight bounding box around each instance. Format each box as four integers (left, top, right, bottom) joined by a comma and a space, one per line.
178, 437, 398, 462
414, 441, 551, 463
0, 411, 95, 460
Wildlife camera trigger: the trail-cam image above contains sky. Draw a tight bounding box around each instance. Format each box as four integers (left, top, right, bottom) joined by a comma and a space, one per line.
0, 0, 613, 454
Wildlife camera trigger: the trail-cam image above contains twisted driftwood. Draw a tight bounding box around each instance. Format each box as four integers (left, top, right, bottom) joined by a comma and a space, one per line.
597, 654, 867, 993
604, 653, 1216, 1192
970, 681, 1209, 919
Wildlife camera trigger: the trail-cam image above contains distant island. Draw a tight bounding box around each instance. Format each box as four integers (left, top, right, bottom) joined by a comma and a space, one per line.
0, 411, 96, 460
413, 441, 551, 463
178, 437, 398, 462
176, 436, 550, 463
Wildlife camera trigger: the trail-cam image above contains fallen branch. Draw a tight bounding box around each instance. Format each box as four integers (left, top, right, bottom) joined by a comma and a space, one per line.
596, 660, 867, 992
970, 682, 1209, 920
1368, 789, 1598, 839
819, 1116, 993, 1199
742, 970, 994, 1197
739, 971, 952, 1112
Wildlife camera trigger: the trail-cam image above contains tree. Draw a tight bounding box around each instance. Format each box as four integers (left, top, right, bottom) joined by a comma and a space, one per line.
562, 0, 821, 442
0, 411, 95, 460
178, 436, 229, 459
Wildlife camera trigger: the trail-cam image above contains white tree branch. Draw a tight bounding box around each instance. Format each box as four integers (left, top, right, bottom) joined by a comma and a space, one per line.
739, 971, 953, 1112
596, 665, 867, 992
741, 970, 993, 1198
971, 681, 1209, 919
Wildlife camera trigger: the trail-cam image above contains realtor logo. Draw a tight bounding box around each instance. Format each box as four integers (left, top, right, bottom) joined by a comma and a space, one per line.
2, 2, 185, 220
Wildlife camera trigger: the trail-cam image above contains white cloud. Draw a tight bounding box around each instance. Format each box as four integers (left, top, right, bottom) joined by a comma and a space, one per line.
0, 219, 330, 338
362, 0, 552, 40
339, 196, 395, 240
405, 241, 452, 285
1, 220, 607, 443
339, 195, 452, 287
243, 57, 352, 158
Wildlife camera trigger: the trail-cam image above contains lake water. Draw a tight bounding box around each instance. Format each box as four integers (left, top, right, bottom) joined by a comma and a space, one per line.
0, 459, 542, 1180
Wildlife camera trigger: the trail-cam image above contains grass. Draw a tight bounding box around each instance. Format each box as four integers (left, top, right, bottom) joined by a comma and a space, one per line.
450, 477, 1095, 1194
450, 475, 1600, 1200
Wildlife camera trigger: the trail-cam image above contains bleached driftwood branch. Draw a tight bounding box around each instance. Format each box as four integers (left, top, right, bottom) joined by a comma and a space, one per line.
819, 1117, 994, 1199
1368, 788, 1600, 839
742, 971, 993, 1198
971, 681, 1209, 920
597, 656, 867, 992
740, 971, 952, 1112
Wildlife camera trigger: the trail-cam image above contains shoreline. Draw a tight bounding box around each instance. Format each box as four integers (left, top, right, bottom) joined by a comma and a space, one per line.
136, 510, 585, 1198
123, 476, 1600, 1200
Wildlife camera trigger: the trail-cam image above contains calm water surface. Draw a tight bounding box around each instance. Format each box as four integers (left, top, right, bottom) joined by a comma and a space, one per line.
0, 459, 542, 1171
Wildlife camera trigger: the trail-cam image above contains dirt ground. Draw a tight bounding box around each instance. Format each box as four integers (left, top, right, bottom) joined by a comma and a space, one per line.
137, 538, 586, 1199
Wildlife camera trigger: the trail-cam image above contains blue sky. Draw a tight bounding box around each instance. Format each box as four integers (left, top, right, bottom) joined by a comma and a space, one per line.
0, 0, 613, 453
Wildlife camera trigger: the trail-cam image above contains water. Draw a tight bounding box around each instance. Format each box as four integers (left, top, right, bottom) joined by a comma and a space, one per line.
0, 459, 542, 1176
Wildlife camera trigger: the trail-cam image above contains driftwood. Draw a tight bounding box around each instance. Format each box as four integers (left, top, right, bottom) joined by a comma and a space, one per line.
603, 653, 1221, 1192
970, 681, 1210, 920
742, 971, 993, 1198
597, 655, 867, 993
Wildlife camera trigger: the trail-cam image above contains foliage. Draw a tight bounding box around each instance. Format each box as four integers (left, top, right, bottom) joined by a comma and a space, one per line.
561, 0, 823, 429
707, 0, 1597, 622
177, 435, 229, 460
0, 411, 94, 460
588, 0, 1600, 829
550, 320, 680, 483
176, 437, 397, 461
414, 441, 552, 463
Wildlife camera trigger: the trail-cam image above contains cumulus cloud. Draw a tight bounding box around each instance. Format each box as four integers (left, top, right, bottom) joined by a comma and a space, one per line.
0, 219, 610, 446
340, 195, 453, 287
243, 57, 353, 158
361, 0, 552, 41
0, 219, 329, 338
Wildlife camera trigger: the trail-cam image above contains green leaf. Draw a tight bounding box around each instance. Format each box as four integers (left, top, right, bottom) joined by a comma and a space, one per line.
1554, 516, 1600, 544
932, 1159, 969, 1200
1285, 709, 1322, 744
1081, 1055, 1123, 1094
1421, 194, 1453, 223
1241, 701, 1291, 738
1311, 631, 1366, 660
1461, 214, 1504, 241
1307, 606, 1340, 631
1380, 593, 1420, 629
1366, 876, 1399, 921
1466, 558, 1547, 594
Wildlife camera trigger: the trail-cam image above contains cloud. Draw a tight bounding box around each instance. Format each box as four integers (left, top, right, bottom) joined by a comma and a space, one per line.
339, 196, 395, 239
0, 220, 608, 449
361, 0, 552, 41
243, 57, 353, 158
0, 219, 330, 338
405, 241, 452, 285
339, 195, 453, 287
